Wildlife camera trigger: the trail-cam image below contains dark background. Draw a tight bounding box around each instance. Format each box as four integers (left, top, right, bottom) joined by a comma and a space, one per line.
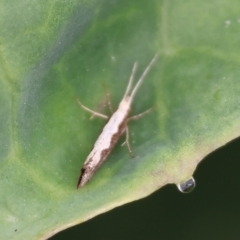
51, 137, 240, 240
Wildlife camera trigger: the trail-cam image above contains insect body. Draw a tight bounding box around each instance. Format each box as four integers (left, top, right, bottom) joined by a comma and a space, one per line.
76, 54, 158, 188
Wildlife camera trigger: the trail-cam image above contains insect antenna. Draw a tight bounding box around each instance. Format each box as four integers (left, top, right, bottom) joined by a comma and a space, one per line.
129, 54, 158, 103
123, 62, 138, 99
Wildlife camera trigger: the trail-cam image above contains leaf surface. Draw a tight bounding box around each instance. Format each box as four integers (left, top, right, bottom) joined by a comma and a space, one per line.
0, 0, 240, 239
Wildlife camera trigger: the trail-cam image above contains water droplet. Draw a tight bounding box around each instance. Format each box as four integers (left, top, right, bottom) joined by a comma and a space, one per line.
177, 176, 196, 193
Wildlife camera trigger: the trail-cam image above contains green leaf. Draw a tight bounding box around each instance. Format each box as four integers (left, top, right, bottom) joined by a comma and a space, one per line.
1, 0, 240, 239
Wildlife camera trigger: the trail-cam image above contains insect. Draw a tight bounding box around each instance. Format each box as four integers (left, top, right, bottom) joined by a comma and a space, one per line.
76, 54, 158, 188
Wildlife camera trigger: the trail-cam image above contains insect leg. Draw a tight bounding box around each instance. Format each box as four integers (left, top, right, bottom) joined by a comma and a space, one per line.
128, 106, 153, 121
75, 97, 108, 119
121, 126, 134, 157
